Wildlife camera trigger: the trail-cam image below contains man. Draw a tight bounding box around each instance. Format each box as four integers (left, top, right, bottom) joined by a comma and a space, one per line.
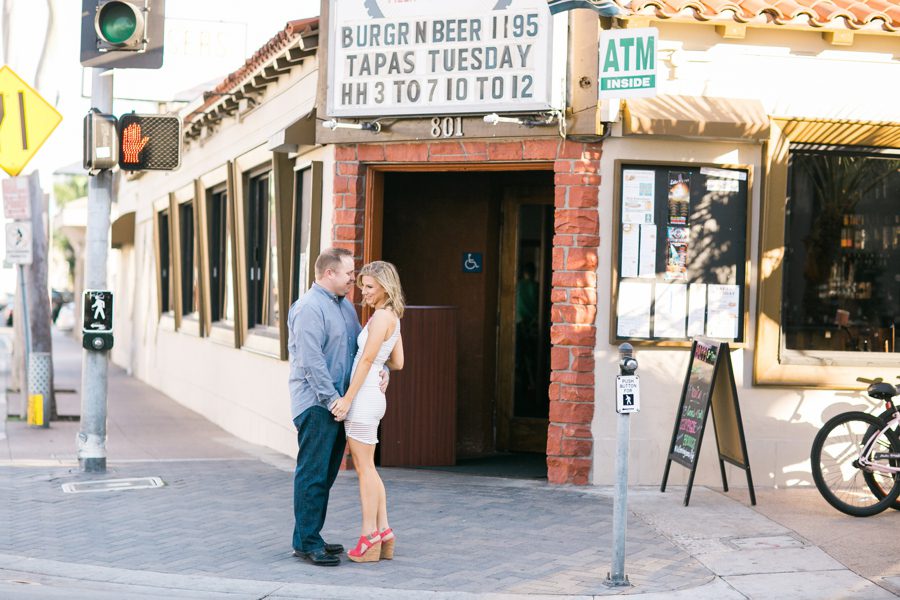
287, 247, 385, 566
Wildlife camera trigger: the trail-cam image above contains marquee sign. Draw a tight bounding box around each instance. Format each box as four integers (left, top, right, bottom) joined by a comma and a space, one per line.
327, 0, 560, 117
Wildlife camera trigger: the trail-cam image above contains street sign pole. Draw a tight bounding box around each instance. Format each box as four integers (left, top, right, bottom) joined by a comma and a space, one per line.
16, 263, 30, 420
78, 67, 113, 473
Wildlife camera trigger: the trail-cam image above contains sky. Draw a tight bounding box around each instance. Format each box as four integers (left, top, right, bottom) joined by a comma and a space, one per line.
0, 0, 319, 292
2, 0, 320, 179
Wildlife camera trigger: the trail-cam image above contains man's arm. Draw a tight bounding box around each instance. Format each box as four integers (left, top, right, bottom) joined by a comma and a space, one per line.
294, 303, 340, 405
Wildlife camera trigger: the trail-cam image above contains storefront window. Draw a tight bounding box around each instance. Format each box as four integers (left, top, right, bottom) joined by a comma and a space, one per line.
264, 186, 279, 328
207, 186, 233, 323
158, 209, 172, 314
291, 166, 312, 302
782, 146, 900, 354
246, 170, 274, 329
179, 201, 198, 316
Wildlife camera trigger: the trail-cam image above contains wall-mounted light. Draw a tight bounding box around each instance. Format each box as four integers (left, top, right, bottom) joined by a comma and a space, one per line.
322, 119, 381, 133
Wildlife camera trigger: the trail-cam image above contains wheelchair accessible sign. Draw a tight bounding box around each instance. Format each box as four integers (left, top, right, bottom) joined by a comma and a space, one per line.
462, 252, 483, 273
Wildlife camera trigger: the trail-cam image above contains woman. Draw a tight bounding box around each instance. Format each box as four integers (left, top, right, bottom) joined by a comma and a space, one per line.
330, 260, 404, 563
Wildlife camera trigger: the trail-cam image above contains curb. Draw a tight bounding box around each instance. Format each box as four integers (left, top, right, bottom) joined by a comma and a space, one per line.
0, 554, 742, 599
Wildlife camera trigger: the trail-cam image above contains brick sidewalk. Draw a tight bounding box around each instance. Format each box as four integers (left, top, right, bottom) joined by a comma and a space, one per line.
0, 460, 711, 596
2, 328, 897, 599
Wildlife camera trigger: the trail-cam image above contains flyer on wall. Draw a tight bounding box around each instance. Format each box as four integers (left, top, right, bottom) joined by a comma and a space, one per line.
617, 281, 652, 338
621, 224, 640, 278
638, 224, 657, 278
667, 171, 691, 226
687, 283, 707, 337
665, 226, 689, 281
706, 284, 740, 339
653, 283, 687, 338
622, 169, 655, 225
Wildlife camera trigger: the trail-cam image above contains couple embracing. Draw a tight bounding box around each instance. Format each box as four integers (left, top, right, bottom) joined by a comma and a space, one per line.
287, 247, 405, 566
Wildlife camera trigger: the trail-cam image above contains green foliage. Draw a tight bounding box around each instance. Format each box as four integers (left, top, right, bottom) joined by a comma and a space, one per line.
53, 175, 88, 206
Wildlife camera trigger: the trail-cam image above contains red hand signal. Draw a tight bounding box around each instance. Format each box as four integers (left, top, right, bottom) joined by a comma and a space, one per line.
122, 122, 150, 164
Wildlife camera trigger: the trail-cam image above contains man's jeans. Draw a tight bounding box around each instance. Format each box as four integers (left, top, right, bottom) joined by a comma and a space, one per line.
292, 405, 346, 553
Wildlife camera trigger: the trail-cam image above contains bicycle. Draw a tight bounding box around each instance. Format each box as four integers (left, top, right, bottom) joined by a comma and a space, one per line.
810, 377, 900, 517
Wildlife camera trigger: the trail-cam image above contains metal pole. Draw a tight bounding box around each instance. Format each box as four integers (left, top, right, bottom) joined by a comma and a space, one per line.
609, 410, 630, 584
17, 264, 30, 420
77, 67, 113, 473
606, 343, 638, 588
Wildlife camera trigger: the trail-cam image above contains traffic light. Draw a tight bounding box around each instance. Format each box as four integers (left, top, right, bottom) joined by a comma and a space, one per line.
117, 113, 181, 171
83, 110, 119, 171
80, 0, 165, 69
95, 1, 146, 51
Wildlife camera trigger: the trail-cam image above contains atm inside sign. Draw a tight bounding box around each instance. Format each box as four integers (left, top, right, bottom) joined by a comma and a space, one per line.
598, 28, 658, 99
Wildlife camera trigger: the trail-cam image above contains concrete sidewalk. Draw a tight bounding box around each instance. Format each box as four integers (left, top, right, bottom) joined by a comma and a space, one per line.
1, 327, 897, 599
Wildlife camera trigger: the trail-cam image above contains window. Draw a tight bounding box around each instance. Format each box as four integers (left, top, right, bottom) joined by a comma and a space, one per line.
246, 170, 277, 329
207, 185, 234, 323
291, 163, 322, 303
782, 146, 900, 356
179, 201, 199, 316
158, 209, 173, 313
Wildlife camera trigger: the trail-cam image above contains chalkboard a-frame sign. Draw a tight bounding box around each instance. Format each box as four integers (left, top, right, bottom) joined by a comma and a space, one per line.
661, 337, 756, 507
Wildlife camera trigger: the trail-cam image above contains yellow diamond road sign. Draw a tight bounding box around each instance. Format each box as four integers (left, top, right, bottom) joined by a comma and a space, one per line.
0, 65, 63, 177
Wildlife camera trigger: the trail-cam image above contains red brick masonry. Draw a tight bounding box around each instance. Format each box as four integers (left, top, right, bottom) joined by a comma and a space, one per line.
333, 139, 600, 485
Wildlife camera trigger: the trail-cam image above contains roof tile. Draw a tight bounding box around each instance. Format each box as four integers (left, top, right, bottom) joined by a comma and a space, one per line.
624, 0, 900, 31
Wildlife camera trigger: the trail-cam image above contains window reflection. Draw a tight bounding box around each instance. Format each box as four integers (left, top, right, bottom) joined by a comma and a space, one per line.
783, 146, 900, 354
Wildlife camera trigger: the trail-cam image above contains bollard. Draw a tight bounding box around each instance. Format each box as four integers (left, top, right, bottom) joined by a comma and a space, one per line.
606, 343, 639, 587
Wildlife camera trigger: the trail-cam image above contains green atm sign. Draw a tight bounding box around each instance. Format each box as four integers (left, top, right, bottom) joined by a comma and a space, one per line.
598, 28, 659, 99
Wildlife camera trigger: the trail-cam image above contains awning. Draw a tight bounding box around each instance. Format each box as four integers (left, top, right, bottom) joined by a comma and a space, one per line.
111, 211, 135, 249
774, 118, 900, 148
622, 95, 770, 141
268, 108, 316, 153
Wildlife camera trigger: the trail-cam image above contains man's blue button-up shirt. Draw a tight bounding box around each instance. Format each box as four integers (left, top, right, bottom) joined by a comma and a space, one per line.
288, 283, 362, 420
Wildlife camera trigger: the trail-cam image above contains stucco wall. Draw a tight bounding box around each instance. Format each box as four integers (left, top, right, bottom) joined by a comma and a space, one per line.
110, 57, 334, 458
591, 24, 900, 487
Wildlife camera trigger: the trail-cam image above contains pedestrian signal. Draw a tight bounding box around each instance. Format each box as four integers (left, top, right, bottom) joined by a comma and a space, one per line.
83, 290, 113, 333
117, 113, 181, 171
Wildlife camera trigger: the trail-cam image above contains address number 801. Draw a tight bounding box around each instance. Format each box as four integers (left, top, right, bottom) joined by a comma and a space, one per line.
430, 116, 464, 138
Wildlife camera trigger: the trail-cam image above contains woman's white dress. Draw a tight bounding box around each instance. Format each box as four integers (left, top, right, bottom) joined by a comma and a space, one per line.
344, 317, 401, 445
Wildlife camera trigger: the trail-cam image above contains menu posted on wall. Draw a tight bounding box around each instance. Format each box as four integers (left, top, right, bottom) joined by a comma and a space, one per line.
661, 337, 756, 507
612, 163, 750, 345
327, 0, 560, 117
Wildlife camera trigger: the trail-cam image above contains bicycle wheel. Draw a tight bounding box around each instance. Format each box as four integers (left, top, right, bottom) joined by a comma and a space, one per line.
864, 410, 900, 510
811, 411, 900, 517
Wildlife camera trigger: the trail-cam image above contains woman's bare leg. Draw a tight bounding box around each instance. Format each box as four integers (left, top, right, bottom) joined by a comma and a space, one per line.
347, 437, 379, 535
375, 472, 389, 532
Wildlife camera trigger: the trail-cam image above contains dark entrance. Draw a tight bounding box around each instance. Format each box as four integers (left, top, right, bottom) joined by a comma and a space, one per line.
374, 169, 553, 476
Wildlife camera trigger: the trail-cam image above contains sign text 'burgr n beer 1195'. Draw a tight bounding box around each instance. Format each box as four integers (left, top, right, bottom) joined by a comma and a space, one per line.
327, 0, 557, 117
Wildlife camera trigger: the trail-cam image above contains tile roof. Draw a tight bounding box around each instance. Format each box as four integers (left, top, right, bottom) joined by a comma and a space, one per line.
624, 0, 900, 32
184, 18, 319, 126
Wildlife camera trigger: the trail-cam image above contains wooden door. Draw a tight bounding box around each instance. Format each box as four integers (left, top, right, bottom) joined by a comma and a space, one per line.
497, 187, 554, 453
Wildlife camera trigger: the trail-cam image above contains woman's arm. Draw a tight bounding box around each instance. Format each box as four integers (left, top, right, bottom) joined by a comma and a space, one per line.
384, 334, 403, 371
330, 310, 390, 420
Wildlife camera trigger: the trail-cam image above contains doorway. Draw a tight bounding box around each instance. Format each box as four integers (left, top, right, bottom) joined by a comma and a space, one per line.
373, 168, 553, 475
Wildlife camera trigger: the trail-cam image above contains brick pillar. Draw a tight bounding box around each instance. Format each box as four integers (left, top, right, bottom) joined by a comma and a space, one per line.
547, 142, 600, 485
332, 144, 365, 266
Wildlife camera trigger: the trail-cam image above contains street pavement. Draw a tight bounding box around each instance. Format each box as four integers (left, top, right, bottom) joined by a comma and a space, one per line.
0, 327, 898, 599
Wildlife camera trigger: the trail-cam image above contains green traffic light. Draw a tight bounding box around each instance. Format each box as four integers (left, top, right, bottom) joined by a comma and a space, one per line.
97, 2, 137, 45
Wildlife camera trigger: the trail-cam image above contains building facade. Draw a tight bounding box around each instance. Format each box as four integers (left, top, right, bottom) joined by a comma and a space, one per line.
112, 2, 900, 487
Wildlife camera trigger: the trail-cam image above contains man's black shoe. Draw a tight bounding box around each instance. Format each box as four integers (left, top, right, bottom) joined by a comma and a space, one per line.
293, 548, 341, 566
324, 543, 344, 555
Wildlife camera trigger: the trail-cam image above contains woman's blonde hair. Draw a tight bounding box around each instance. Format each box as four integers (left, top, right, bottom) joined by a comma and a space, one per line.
357, 260, 405, 318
